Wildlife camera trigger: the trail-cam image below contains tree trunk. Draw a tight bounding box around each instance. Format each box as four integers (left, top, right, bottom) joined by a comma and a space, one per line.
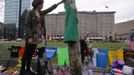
68, 42, 82, 75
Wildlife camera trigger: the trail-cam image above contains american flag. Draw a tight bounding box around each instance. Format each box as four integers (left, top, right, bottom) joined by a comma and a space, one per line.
124, 36, 134, 50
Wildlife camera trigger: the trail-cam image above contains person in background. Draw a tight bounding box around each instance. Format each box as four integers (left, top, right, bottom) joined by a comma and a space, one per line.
20, 0, 66, 75
80, 36, 88, 64
80, 36, 93, 64
80, 36, 93, 75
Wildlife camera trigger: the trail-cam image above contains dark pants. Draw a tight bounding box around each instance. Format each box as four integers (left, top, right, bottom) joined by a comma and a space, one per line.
20, 41, 37, 71
81, 53, 85, 64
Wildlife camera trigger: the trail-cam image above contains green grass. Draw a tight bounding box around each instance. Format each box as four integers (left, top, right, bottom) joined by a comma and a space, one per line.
0, 41, 131, 65
39, 41, 67, 47
0, 41, 67, 47
88, 41, 129, 50
0, 41, 130, 58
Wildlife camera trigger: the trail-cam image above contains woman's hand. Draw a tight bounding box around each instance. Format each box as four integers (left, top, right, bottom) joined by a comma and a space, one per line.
57, 0, 67, 5
61, 0, 67, 3
28, 38, 33, 43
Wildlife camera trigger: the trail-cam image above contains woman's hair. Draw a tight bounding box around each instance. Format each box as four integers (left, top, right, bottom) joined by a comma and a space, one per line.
32, 0, 44, 8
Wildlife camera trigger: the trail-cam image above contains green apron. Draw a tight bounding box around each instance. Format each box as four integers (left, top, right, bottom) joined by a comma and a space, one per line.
64, 1, 79, 43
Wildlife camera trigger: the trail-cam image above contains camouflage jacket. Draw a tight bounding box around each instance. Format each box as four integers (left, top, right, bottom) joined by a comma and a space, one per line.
24, 4, 58, 40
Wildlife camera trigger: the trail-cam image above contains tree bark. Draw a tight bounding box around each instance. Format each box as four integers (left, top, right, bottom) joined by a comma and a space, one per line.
68, 42, 82, 75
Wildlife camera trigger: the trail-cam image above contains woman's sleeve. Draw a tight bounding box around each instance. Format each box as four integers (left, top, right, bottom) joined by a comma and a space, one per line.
24, 11, 32, 37
41, 4, 58, 15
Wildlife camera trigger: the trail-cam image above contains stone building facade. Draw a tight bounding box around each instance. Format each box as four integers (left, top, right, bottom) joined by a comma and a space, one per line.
45, 11, 115, 40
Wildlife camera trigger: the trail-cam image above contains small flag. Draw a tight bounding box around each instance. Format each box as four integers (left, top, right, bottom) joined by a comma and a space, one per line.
124, 36, 134, 50
45, 47, 57, 59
